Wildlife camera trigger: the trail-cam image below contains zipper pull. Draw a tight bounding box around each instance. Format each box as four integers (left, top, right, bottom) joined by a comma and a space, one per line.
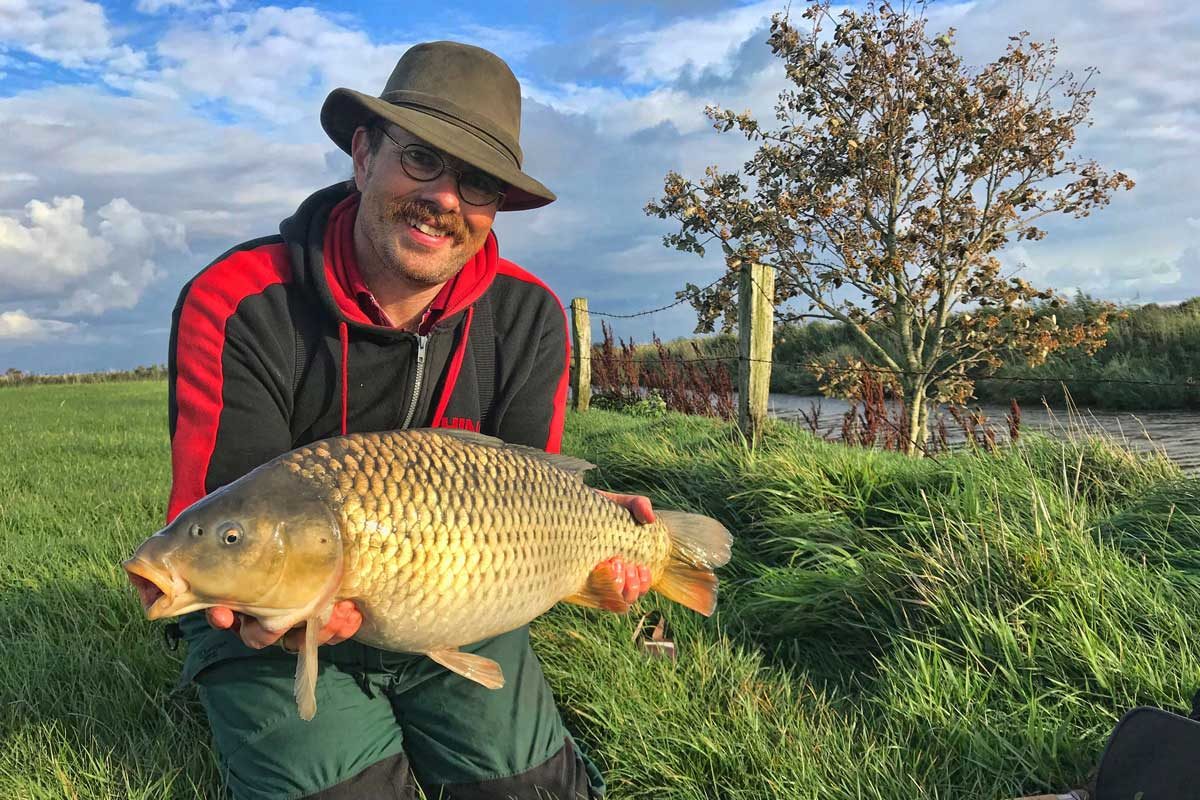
415, 333, 428, 369
400, 333, 429, 430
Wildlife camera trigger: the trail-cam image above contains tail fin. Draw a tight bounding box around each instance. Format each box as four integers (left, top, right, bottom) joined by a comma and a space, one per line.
653, 511, 732, 617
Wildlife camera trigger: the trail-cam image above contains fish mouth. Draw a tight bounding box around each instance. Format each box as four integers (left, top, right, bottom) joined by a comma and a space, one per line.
123, 559, 188, 620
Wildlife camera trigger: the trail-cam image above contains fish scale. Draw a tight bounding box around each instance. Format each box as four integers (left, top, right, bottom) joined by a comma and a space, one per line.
285, 432, 630, 649
125, 427, 732, 719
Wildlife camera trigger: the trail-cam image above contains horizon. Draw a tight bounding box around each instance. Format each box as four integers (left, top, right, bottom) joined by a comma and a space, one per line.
1, 0, 1197, 372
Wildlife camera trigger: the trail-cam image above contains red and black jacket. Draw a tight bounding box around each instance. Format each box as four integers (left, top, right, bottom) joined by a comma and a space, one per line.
167, 181, 569, 524
166, 182, 570, 679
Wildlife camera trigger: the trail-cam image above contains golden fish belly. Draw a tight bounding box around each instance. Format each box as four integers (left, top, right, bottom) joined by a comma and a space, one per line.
280, 430, 672, 653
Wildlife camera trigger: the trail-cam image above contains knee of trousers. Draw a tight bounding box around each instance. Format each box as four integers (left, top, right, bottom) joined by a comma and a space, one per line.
424, 736, 603, 800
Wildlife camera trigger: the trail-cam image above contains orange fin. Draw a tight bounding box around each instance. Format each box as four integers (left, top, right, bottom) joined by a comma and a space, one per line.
654, 561, 719, 616
653, 510, 733, 617
294, 607, 331, 721
564, 560, 631, 613
426, 648, 505, 689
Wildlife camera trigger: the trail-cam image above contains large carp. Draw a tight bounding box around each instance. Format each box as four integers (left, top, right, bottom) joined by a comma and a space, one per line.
124, 428, 732, 719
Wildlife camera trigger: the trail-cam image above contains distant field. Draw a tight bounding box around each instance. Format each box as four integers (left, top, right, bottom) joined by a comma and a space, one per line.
3, 381, 1200, 799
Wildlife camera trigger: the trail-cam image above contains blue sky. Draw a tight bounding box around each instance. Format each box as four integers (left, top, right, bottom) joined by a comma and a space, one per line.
1, 0, 1197, 373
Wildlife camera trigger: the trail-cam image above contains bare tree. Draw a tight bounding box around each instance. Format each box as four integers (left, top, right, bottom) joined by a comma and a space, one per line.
646, 0, 1130, 453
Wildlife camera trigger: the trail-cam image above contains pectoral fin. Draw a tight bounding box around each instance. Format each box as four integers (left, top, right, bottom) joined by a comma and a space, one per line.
294, 609, 331, 721
426, 648, 505, 689
564, 560, 631, 613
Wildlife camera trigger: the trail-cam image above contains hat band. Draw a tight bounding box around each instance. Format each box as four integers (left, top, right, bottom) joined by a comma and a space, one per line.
380, 89, 522, 168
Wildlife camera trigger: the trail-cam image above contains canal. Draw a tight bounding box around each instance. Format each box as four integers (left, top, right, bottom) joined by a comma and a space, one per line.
768, 395, 1200, 472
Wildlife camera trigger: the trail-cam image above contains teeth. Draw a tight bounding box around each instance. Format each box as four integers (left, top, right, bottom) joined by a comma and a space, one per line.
414, 221, 446, 238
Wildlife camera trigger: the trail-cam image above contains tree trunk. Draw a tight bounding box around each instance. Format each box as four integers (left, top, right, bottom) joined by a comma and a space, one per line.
902, 380, 930, 456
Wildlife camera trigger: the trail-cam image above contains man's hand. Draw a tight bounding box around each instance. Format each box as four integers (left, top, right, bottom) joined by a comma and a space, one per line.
206, 599, 363, 652
595, 489, 655, 604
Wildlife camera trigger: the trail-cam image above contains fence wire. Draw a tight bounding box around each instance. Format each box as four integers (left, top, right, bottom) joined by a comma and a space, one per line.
587, 274, 730, 319
583, 268, 1198, 391
584, 269, 1195, 462
582, 352, 1199, 390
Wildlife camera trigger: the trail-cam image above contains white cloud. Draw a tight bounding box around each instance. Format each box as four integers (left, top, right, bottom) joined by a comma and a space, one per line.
0, 195, 186, 316
136, 0, 234, 13
614, 0, 777, 84
152, 6, 408, 122
0, 85, 338, 239
522, 82, 713, 136
1098, 0, 1168, 13
0, 0, 113, 67
0, 309, 78, 341
458, 23, 549, 61
523, 55, 785, 139
0, 0, 149, 80
999, 237, 1200, 305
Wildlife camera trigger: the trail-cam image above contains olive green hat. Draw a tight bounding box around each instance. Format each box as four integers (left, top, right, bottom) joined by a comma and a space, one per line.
320, 41, 555, 212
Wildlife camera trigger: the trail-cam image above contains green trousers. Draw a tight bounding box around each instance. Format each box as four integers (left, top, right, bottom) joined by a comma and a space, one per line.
180, 615, 605, 800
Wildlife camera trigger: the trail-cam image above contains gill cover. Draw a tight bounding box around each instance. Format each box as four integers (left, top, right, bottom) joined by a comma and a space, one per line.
124, 461, 343, 628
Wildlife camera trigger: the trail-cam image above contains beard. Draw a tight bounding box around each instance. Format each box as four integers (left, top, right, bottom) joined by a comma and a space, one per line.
358, 195, 486, 287
388, 198, 470, 245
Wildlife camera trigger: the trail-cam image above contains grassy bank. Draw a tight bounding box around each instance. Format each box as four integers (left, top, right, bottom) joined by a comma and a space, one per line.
2, 381, 1199, 798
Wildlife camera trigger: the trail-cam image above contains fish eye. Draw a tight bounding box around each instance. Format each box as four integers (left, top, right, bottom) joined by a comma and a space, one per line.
188, 524, 204, 537
220, 523, 243, 545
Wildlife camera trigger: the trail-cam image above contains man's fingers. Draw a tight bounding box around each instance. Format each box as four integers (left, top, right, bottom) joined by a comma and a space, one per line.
207, 607, 280, 648
611, 557, 640, 604
630, 495, 656, 525
626, 563, 650, 602
595, 490, 656, 525
601, 556, 654, 604
209, 601, 364, 651
609, 557, 626, 597
238, 617, 285, 649
322, 600, 363, 645
206, 606, 236, 629
637, 565, 652, 596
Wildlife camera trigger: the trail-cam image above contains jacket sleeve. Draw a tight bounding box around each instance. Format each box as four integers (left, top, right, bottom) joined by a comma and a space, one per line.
495, 291, 570, 454
166, 261, 295, 523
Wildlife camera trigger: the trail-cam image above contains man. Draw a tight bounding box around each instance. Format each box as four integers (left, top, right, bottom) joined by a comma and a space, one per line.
166, 41, 653, 800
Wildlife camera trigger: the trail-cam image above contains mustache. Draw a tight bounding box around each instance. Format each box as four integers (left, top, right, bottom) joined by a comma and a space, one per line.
390, 200, 468, 244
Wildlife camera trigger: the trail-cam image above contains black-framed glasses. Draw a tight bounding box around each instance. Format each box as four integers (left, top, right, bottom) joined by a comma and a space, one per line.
378, 128, 506, 207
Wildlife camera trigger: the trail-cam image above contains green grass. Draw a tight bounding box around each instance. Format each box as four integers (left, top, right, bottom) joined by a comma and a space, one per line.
3, 381, 1199, 798
0, 383, 213, 799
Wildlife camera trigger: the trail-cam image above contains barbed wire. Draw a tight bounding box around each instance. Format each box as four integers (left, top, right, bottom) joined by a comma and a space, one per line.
583, 351, 1200, 389
583, 267, 1198, 392
587, 274, 731, 319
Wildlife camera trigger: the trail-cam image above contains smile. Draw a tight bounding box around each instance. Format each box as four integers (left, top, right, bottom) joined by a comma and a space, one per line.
412, 221, 448, 238
403, 217, 457, 248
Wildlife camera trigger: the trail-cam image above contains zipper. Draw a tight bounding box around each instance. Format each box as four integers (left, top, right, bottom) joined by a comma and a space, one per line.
400, 333, 429, 429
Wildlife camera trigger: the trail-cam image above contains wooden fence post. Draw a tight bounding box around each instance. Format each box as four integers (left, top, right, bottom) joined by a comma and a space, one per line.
570, 297, 591, 412
738, 263, 774, 440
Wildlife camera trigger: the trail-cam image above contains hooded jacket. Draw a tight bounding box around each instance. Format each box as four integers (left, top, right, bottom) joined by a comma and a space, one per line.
165, 182, 570, 678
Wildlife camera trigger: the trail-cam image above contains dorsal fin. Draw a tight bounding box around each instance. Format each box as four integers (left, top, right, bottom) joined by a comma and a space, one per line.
419, 428, 596, 478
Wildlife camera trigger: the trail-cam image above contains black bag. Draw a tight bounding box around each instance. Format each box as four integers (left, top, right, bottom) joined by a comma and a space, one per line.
1093, 697, 1200, 799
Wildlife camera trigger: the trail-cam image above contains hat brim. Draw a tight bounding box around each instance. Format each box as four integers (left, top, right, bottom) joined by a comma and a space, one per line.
321, 88, 555, 212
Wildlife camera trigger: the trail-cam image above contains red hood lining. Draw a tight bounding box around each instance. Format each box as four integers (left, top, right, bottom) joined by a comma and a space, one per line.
322, 193, 498, 331
324, 193, 498, 436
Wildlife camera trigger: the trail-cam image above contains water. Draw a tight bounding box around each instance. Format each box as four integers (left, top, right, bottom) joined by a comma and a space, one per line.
768, 394, 1200, 473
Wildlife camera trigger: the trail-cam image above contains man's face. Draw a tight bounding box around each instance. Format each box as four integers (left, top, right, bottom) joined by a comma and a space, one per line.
351, 124, 500, 286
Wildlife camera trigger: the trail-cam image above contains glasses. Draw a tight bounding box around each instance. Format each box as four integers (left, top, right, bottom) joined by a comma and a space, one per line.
378, 128, 506, 207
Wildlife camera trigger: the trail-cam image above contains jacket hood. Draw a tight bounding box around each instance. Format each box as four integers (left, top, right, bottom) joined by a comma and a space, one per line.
279, 181, 499, 335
